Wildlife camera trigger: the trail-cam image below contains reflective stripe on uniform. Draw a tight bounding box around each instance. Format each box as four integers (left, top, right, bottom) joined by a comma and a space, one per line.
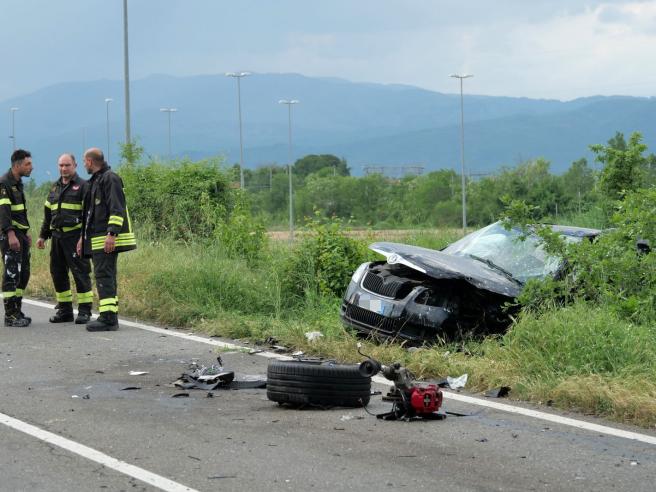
15, 289, 23, 297
10, 204, 25, 211
98, 296, 118, 313
56, 290, 73, 302
99, 305, 118, 313
61, 224, 82, 232
108, 215, 124, 226
0, 198, 11, 206
90, 233, 136, 250
47, 202, 82, 211
11, 220, 29, 230
44, 200, 52, 209
2, 291, 16, 298
77, 291, 94, 303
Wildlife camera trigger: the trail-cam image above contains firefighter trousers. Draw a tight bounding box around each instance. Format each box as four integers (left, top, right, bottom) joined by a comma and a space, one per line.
50, 233, 93, 311
1, 231, 31, 317
92, 251, 118, 317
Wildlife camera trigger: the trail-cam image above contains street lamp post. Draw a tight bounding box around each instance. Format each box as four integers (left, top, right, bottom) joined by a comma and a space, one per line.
278, 99, 299, 243
123, 0, 132, 145
9, 107, 19, 150
450, 73, 473, 235
104, 98, 113, 164
225, 72, 251, 189
159, 108, 178, 160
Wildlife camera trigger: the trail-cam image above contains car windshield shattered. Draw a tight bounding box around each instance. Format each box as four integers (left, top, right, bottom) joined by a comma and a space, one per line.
441, 222, 560, 284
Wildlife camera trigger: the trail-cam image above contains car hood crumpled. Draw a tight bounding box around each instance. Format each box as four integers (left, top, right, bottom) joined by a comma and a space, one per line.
370, 242, 522, 298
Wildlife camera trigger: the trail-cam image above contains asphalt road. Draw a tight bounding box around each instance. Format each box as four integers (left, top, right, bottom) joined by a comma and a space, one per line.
1, 300, 655, 492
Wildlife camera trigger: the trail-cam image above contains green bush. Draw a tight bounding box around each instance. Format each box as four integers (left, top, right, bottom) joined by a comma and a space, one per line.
120, 158, 231, 240
281, 214, 367, 302
119, 158, 267, 262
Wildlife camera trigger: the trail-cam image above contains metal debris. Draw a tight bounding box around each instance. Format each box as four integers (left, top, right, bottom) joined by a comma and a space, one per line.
173, 358, 266, 391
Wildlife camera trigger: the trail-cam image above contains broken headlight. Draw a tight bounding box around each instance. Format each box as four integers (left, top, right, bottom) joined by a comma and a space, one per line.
351, 262, 371, 285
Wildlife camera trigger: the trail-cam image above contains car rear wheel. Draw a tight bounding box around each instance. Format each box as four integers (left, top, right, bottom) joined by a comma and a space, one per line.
267, 360, 371, 407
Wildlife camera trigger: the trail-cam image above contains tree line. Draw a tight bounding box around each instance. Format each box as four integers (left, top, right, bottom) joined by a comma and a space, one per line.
238, 133, 655, 228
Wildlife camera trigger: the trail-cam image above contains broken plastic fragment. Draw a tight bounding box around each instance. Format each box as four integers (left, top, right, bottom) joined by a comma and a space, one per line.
129, 371, 149, 376
446, 374, 468, 389
305, 331, 324, 342
484, 386, 511, 398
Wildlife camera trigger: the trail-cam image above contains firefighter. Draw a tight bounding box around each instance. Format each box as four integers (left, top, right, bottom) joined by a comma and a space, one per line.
36, 153, 93, 324
77, 148, 136, 331
0, 149, 34, 327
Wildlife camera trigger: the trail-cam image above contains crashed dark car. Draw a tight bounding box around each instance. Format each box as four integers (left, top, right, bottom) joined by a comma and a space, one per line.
340, 221, 600, 343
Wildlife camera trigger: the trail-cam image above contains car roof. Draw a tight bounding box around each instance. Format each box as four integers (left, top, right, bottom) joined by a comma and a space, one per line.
549, 224, 602, 238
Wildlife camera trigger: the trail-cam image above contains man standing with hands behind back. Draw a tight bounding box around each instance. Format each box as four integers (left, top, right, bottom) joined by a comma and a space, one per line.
78, 148, 136, 332
36, 153, 93, 324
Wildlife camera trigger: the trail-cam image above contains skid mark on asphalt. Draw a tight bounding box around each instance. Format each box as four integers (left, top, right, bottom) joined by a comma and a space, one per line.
24, 298, 656, 447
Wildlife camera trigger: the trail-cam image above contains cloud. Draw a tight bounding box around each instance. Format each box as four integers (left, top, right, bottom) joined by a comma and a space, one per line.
596, 1, 656, 34
2, 0, 656, 101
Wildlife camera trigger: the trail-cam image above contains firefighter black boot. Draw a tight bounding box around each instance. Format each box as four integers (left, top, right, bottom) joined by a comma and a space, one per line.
16, 297, 32, 325
86, 312, 119, 332
75, 303, 92, 324
49, 302, 74, 323
4, 298, 30, 327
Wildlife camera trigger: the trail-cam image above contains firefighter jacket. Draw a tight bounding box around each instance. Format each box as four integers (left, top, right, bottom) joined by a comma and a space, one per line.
82, 164, 136, 257
39, 173, 88, 239
0, 169, 29, 235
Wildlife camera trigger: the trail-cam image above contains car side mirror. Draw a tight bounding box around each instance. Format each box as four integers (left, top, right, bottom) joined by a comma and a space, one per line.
637, 239, 651, 255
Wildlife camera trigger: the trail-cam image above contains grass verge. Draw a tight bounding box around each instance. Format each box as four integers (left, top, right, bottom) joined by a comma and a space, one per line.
25, 232, 656, 428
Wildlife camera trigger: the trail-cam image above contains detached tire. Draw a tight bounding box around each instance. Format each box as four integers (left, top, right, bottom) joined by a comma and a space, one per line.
267, 360, 371, 408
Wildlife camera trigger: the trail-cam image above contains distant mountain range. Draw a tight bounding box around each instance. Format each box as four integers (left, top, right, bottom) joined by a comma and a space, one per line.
1, 73, 655, 182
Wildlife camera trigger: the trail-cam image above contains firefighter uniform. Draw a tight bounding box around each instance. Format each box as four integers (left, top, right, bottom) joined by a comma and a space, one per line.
82, 163, 136, 330
0, 169, 31, 325
39, 173, 93, 323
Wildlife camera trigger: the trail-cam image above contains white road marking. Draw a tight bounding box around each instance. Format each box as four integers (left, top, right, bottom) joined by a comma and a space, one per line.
24, 299, 656, 446
0, 412, 199, 492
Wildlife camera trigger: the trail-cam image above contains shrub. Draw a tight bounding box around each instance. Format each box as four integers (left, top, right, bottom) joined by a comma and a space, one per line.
281, 213, 367, 302
119, 158, 231, 240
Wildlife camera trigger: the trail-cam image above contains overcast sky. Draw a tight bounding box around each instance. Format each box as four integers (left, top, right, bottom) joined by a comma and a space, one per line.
1, 0, 655, 101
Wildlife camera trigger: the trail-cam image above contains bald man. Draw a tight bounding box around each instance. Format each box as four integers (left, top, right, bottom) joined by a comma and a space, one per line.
78, 148, 136, 331
37, 153, 93, 324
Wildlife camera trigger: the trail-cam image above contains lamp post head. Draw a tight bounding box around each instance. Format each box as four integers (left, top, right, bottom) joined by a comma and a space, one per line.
105, 98, 113, 103
449, 74, 473, 79
278, 99, 299, 105
226, 72, 251, 78
10, 107, 19, 112
160, 108, 178, 112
